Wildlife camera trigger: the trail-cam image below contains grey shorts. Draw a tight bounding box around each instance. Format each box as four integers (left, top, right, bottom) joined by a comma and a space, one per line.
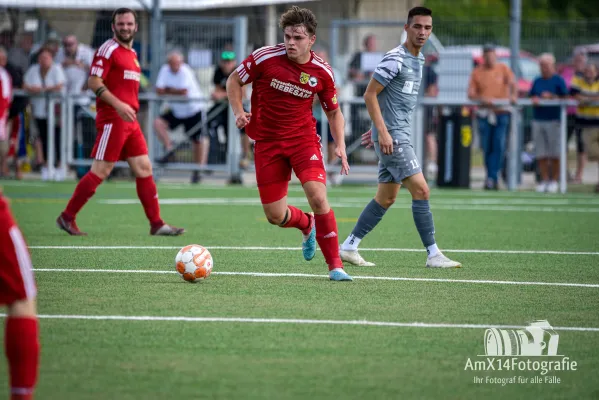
374, 139, 422, 184
532, 120, 560, 158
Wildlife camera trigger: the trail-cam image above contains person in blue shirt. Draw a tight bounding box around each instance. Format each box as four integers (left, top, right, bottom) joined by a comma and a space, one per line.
529, 53, 568, 193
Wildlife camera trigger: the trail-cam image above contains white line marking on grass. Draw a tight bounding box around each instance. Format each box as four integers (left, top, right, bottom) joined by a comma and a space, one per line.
0, 181, 49, 187
28, 245, 599, 255
1, 313, 597, 332
32, 269, 599, 288
97, 198, 599, 213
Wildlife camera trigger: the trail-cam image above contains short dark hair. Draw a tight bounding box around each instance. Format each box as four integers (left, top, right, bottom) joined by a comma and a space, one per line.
112, 8, 137, 25
279, 6, 317, 36
407, 6, 432, 25
37, 47, 54, 59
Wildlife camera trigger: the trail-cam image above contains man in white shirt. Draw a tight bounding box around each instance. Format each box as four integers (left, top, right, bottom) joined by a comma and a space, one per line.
23, 47, 66, 181
154, 50, 207, 183
55, 35, 95, 105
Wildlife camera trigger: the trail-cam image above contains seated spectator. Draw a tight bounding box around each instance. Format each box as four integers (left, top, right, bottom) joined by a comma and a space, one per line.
23, 47, 66, 181
529, 53, 568, 193
570, 63, 599, 192
154, 50, 207, 183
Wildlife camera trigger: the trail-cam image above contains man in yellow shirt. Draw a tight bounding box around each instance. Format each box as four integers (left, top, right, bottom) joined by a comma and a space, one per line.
570, 63, 599, 192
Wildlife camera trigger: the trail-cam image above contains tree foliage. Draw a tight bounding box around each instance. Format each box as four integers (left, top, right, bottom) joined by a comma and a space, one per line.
423, 0, 599, 60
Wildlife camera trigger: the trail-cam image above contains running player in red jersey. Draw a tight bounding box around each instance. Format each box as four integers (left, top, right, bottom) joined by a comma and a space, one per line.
56, 8, 184, 236
227, 6, 352, 281
0, 191, 40, 400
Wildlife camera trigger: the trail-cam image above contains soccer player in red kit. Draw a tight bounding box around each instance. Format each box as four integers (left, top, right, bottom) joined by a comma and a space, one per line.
0, 191, 40, 400
226, 6, 352, 281
56, 8, 184, 236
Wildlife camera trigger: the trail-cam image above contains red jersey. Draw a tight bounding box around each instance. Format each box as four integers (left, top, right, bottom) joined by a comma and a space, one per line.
0, 66, 11, 140
236, 43, 339, 141
90, 39, 141, 120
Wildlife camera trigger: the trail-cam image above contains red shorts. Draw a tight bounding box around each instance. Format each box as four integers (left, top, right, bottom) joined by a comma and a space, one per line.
0, 197, 36, 305
254, 138, 326, 204
91, 118, 148, 162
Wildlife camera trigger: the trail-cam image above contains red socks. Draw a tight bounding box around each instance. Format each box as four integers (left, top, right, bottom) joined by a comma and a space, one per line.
282, 206, 311, 234
136, 176, 164, 229
315, 209, 343, 270
5, 317, 39, 400
63, 171, 102, 220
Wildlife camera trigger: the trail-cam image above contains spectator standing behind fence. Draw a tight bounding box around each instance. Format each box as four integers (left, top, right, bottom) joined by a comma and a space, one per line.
562, 50, 588, 183
7, 32, 33, 75
210, 50, 252, 172
23, 48, 66, 181
529, 53, 568, 193
348, 34, 379, 90
570, 63, 599, 193
312, 47, 344, 185
467, 43, 517, 190
55, 35, 95, 106
348, 35, 382, 142
154, 50, 207, 184
0, 47, 11, 177
4, 46, 27, 180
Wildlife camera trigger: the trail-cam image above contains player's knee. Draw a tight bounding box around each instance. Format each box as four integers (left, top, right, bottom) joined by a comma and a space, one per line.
307, 192, 328, 213
412, 185, 430, 200
91, 161, 114, 180
135, 161, 153, 178
8, 298, 37, 317
265, 211, 286, 225
377, 196, 396, 209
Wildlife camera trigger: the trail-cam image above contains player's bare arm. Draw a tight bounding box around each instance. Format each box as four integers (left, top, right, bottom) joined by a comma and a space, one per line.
226, 70, 251, 129
324, 108, 350, 175
364, 77, 393, 155
87, 75, 136, 122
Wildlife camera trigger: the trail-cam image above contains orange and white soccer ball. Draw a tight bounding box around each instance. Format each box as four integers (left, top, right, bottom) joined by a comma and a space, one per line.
175, 244, 213, 282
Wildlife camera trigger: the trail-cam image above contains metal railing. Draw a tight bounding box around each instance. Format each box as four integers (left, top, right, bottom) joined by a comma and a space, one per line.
12, 90, 596, 193
317, 96, 593, 194
12, 90, 245, 181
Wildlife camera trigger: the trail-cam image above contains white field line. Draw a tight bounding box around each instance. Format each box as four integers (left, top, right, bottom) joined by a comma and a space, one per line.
32, 268, 599, 288
111, 182, 599, 198
97, 197, 599, 212
28, 245, 599, 256
0, 313, 597, 332
99, 197, 599, 206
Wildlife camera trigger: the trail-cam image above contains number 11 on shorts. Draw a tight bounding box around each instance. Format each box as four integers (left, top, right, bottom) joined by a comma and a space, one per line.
410, 159, 419, 169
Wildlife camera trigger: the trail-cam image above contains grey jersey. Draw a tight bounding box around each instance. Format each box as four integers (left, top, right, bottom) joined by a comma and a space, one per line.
370, 44, 425, 143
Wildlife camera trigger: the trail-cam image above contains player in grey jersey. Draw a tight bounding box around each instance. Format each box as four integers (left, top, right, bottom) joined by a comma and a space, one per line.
339, 6, 461, 268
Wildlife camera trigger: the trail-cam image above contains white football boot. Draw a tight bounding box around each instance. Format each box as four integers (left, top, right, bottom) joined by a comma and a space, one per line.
426, 253, 462, 268
339, 248, 375, 267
